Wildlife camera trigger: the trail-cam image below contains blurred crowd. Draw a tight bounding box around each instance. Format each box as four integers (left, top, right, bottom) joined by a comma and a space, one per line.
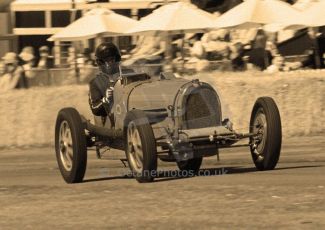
1, 26, 324, 92
124, 27, 325, 74
0, 45, 55, 92
0, 45, 97, 92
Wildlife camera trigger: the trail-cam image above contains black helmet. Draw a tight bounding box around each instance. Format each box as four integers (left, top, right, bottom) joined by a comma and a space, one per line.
95, 42, 121, 63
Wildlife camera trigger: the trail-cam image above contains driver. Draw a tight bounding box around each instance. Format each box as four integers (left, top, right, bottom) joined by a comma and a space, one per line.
88, 42, 121, 117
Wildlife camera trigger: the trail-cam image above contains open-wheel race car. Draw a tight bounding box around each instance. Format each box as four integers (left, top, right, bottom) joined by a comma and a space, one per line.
55, 71, 282, 183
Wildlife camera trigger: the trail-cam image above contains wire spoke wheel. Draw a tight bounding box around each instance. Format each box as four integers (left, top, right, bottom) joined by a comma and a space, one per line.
59, 121, 74, 171
55, 108, 87, 183
251, 109, 267, 161
250, 97, 282, 170
127, 121, 144, 173
124, 110, 157, 183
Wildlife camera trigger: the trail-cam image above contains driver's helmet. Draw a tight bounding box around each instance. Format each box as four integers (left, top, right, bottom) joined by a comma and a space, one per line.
95, 42, 121, 76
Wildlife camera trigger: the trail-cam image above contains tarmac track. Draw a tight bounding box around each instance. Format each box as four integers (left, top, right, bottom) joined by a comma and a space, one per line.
0, 136, 324, 229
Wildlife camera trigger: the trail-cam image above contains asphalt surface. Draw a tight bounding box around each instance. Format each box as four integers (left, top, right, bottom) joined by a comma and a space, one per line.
0, 136, 324, 229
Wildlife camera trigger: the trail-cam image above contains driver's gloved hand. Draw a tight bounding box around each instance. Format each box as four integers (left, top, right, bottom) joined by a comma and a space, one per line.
102, 87, 114, 104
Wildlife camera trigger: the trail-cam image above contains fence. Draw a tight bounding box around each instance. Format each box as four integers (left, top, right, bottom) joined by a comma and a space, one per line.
25, 67, 98, 87
25, 65, 163, 87
23, 56, 322, 88
22, 61, 257, 88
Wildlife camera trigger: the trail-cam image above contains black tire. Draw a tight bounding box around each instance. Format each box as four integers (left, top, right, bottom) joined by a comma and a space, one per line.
177, 157, 203, 176
55, 107, 87, 183
124, 110, 157, 183
249, 97, 282, 170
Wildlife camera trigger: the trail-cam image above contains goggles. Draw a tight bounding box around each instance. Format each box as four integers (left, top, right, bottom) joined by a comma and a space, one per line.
97, 57, 117, 65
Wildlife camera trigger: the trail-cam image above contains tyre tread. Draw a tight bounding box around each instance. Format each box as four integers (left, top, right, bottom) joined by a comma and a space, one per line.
55, 107, 87, 183
250, 97, 282, 170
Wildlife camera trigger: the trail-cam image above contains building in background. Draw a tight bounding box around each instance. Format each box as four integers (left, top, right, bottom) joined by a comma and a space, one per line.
5, 0, 188, 66
189, 0, 303, 13
0, 0, 17, 58
1, 0, 321, 66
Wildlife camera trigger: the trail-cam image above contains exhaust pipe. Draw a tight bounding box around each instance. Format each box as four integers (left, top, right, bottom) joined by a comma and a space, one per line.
80, 116, 123, 138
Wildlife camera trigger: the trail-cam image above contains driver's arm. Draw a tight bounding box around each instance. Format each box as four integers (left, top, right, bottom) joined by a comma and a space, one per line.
88, 82, 108, 116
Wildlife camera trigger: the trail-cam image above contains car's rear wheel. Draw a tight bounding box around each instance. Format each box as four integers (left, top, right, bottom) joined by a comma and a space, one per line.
124, 110, 157, 183
55, 108, 87, 183
177, 157, 202, 176
250, 97, 282, 170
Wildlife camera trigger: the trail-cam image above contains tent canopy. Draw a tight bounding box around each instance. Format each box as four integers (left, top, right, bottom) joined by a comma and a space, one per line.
212, 0, 302, 29
127, 2, 215, 35
48, 8, 138, 41
285, 1, 325, 30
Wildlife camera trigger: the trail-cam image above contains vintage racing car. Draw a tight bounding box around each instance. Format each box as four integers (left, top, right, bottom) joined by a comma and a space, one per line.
55, 71, 282, 183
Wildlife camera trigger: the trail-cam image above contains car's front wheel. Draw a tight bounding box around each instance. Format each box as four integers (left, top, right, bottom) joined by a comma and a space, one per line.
250, 97, 282, 170
124, 110, 157, 183
55, 108, 87, 183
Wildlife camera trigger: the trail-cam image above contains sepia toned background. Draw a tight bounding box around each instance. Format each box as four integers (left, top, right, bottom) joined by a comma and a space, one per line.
0, 0, 324, 229
0, 0, 324, 148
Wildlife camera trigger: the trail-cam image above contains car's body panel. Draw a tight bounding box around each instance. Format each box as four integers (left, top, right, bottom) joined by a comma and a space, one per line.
111, 77, 189, 130
92, 72, 233, 161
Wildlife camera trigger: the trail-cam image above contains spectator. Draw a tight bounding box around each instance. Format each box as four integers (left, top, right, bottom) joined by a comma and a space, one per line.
264, 54, 285, 74
37, 46, 54, 69
300, 49, 317, 69
18, 46, 35, 66
306, 27, 322, 69
76, 49, 95, 68
230, 42, 246, 71
0, 52, 26, 91
76, 53, 85, 68
82, 48, 96, 66
217, 46, 233, 72
19, 47, 36, 80
0, 60, 5, 76
76, 48, 97, 83
190, 40, 206, 59
67, 46, 76, 68
266, 40, 278, 56
293, 47, 324, 70
248, 29, 269, 70
201, 29, 230, 61
123, 35, 165, 66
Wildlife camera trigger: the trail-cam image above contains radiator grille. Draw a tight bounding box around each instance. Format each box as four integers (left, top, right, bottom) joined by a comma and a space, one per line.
183, 87, 221, 129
